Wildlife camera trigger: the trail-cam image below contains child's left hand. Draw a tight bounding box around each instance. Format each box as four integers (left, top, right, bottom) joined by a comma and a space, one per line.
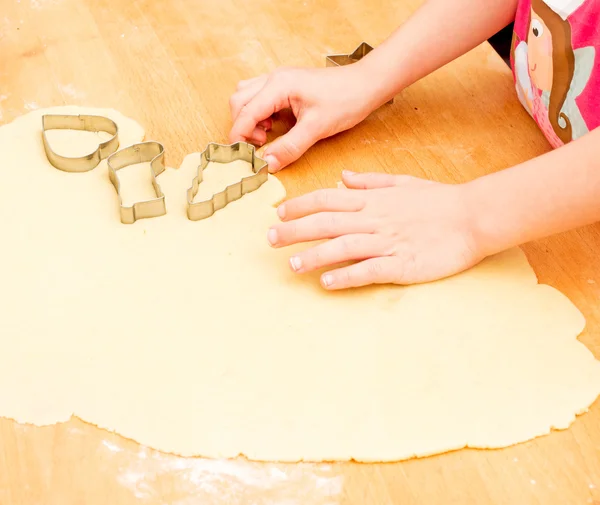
267, 170, 485, 289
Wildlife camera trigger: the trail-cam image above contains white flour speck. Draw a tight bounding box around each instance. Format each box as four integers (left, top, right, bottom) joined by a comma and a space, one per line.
530, 479, 536, 485
29, 0, 60, 8
117, 471, 148, 499
24, 101, 39, 110
269, 467, 287, 479
58, 83, 85, 100
102, 440, 123, 453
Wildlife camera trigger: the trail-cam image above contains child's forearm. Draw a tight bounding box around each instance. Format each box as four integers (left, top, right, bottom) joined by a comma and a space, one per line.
467, 128, 600, 256
358, 0, 518, 105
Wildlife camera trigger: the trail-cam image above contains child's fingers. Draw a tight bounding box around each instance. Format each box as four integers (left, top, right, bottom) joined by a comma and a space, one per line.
246, 127, 268, 146
277, 188, 365, 221
320, 257, 400, 290
267, 211, 372, 248
229, 79, 267, 122
262, 115, 322, 172
286, 234, 386, 274
235, 74, 268, 91
257, 118, 273, 131
229, 81, 291, 143
342, 171, 418, 189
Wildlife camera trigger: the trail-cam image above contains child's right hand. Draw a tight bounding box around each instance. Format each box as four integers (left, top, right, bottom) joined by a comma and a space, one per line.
228, 64, 381, 173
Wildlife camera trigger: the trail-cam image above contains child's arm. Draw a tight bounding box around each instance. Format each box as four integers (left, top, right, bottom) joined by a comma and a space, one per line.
468, 127, 600, 257
229, 0, 519, 172
355, 0, 519, 105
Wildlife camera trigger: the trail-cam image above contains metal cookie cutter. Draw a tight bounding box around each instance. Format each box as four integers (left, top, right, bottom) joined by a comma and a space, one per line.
187, 142, 268, 221
107, 141, 167, 224
42, 114, 119, 172
326, 42, 394, 105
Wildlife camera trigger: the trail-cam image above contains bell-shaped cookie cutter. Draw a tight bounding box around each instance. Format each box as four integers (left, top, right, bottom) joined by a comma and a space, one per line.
326, 42, 394, 105
41, 114, 119, 172
186, 142, 268, 221
107, 141, 167, 224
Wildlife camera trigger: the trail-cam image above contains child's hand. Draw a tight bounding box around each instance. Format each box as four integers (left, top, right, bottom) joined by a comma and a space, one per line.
267, 171, 484, 289
228, 65, 380, 173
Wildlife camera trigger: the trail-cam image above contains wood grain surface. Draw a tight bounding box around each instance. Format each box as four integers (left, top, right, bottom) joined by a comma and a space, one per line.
1, 0, 599, 503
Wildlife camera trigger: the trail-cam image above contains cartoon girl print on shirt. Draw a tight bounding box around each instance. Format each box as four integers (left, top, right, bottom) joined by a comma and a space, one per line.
512, 0, 596, 147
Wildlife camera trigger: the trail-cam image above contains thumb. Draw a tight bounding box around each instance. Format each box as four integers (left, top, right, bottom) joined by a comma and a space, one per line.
342, 171, 414, 189
263, 118, 321, 173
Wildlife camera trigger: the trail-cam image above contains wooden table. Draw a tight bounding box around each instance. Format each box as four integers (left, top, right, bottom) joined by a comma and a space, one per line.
1, 0, 599, 503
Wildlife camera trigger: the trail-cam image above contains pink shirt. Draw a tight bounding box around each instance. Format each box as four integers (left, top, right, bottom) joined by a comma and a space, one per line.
511, 0, 600, 147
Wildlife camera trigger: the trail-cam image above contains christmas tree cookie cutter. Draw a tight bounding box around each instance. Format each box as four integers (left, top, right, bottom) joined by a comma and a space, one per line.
41, 114, 119, 172
107, 141, 167, 224
187, 142, 268, 221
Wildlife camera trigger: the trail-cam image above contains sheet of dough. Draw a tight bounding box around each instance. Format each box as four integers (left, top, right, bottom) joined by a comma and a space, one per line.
1, 106, 599, 463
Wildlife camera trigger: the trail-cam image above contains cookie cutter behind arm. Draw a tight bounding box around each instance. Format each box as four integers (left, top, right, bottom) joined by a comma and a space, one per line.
107, 142, 167, 224
41, 114, 119, 172
187, 142, 268, 221
326, 42, 394, 105
326, 41, 374, 67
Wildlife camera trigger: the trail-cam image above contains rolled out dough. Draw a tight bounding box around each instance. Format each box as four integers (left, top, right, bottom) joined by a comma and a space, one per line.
1, 106, 599, 462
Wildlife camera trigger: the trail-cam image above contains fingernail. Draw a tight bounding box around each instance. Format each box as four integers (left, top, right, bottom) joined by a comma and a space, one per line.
289, 256, 302, 272
265, 154, 280, 173
277, 204, 286, 219
342, 170, 355, 176
267, 228, 278, 246
322, 274, 334, 287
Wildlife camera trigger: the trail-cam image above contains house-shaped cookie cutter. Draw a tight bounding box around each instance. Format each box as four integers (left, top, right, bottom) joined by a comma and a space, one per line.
107, 141, 167, 224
